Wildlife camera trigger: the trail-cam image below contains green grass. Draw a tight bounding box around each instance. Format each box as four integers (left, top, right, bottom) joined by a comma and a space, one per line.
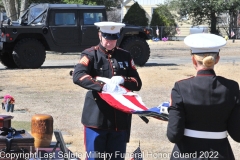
11, 121, 31, 132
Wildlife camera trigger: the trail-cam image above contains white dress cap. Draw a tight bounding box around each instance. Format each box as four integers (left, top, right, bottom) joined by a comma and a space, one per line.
94, 22, 125, 34
184, 33, 226, 53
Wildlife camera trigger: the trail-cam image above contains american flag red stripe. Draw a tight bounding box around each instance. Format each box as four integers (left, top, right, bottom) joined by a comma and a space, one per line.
123, 94, 146, 110
98, 92, 148, 113
98, 87, 169, 121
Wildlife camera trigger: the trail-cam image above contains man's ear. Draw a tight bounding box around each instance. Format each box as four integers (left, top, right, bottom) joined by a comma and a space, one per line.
215, 55, 220, 64
98, 32, 101, 39
98, 32, 102, 42
192, 55, 198, 70
192, 55, 197, 65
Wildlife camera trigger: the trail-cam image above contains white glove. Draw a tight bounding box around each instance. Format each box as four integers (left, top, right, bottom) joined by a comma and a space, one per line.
110, 76, 124, 85
102, 83, 127, 94
102, 83, 116, 92
96, 76, 111, 84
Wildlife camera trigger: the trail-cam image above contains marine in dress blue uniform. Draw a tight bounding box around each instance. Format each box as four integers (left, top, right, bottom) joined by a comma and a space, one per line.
73, 22, 142, 160
167, 33, 240, 160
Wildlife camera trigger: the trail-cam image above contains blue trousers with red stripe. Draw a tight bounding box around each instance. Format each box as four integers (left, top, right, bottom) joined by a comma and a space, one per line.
84, 127, 127, 160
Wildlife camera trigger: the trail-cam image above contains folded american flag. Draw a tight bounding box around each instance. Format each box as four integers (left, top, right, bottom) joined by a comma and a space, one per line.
98, 91, 169, 121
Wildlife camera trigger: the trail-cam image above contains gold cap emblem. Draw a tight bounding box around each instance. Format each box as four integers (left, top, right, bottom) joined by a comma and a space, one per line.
111, 26, 115, 30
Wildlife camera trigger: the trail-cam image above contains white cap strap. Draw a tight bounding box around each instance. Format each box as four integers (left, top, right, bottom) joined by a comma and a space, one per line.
184, 129, 227, 139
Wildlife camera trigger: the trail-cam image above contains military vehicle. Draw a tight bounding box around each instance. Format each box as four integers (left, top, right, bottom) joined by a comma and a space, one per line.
0, 3, 152, 69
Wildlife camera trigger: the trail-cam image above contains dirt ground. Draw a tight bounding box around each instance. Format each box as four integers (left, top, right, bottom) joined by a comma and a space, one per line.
1, 40, 240, 159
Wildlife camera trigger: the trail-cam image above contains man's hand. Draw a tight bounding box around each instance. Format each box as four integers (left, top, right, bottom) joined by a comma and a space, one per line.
102, 83, 127, 94
110, 76, 124, 85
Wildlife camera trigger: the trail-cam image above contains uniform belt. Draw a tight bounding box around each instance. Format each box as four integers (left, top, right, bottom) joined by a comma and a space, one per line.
184, 129, 227, 139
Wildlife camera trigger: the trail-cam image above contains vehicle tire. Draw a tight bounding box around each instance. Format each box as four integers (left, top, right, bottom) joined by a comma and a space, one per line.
0, 51, 18, 68
12, 38, 46, 69
120, 36, 150, 66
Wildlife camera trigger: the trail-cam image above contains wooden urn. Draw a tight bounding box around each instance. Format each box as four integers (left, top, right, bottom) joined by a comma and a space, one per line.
31, 114, 53, 148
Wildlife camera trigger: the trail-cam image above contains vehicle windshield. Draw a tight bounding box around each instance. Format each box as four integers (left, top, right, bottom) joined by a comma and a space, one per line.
29, 7, 44, 23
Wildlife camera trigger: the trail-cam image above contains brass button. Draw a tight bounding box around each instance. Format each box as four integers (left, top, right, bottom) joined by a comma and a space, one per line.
111, 60, 113, 63
100, 68, 102, 70
109, 55, 112, 58
114, 72, 116, 75
124, 68, 126, 70
128, 77, 131, 79
113, 66, 115, 68
101, 82, 103, 84
94, 98, 97, 100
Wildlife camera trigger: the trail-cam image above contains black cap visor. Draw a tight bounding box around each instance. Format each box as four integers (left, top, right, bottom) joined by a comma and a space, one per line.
101, 32, 120, 40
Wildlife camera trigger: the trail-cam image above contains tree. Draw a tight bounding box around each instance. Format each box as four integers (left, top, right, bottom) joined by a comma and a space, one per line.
62, 0, 122, 11
122, 2, 148, 26
227, 2, 239, 39
150, 4, 176, 38
107, 9, 121, 22
2, 0, 17, 20
91, 0, 123, 11
2, 0, 122, 21
62, 0, 89, 4
2, 0, 64, 21
20, 0, 28, 17
167, 0, 240, 35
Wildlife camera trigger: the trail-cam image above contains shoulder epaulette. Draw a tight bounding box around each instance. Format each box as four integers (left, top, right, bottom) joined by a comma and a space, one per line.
94, 45, 99, 50
177, 76, 195, 82
83, 46, 98, 54
83, 47, 94, 52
